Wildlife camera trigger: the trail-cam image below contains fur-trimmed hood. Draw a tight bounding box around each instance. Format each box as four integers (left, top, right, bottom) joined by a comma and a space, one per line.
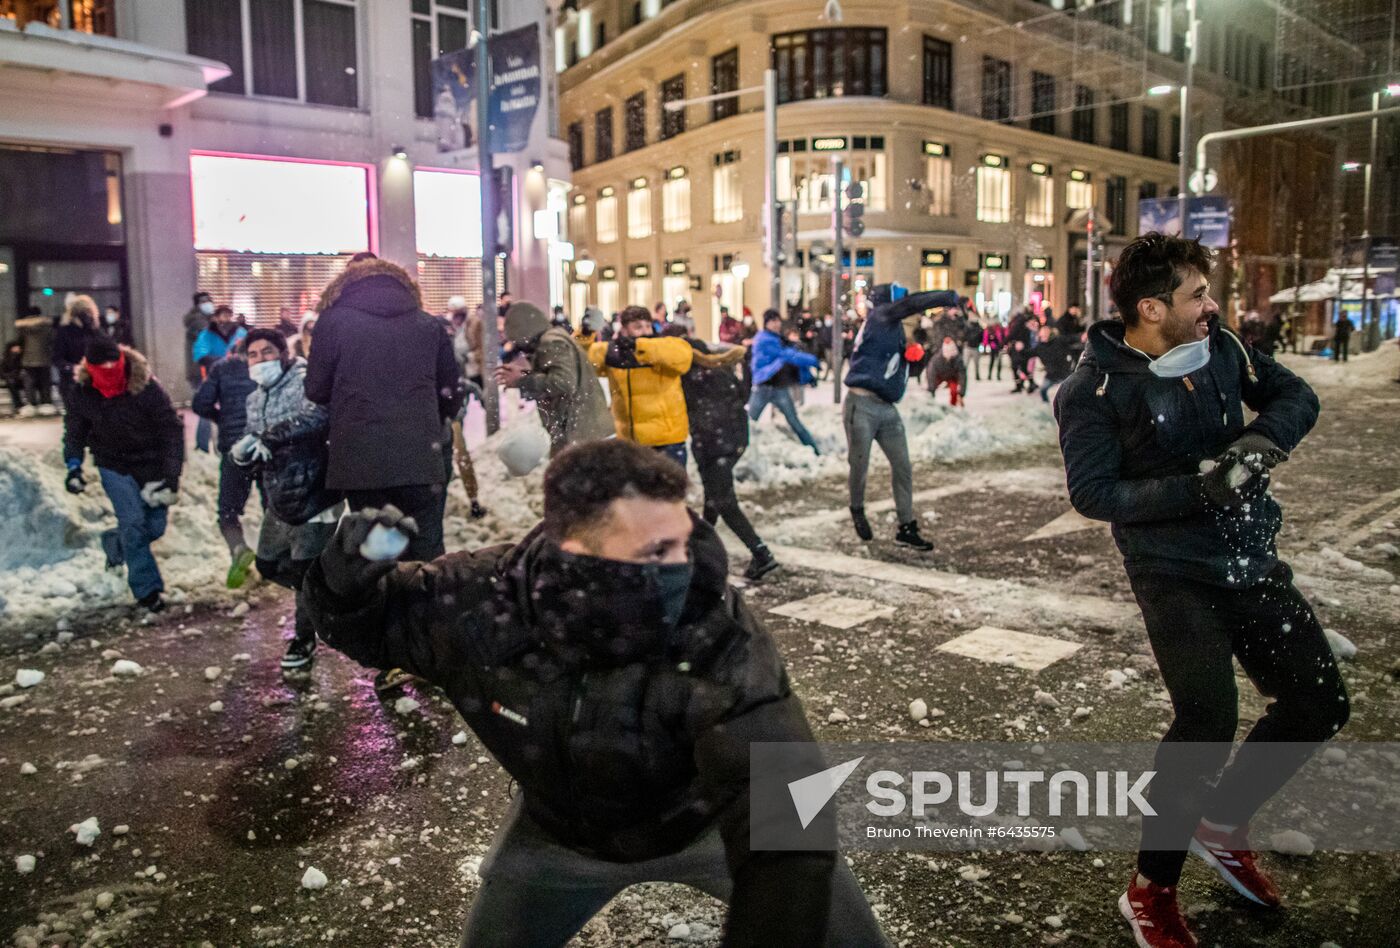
61, 296, 98, 328
316, 258, 423, 314
75, 345, 152, 395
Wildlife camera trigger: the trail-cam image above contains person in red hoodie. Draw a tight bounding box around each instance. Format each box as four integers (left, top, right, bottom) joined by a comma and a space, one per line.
63, 336, 185, 612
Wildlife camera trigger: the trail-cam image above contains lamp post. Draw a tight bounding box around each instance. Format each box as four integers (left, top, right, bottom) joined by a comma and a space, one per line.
474, 0, 500, 434
1177, 0, 1198, 233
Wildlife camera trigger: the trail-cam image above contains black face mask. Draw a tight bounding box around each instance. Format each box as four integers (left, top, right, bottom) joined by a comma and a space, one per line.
531, 544, 694, 665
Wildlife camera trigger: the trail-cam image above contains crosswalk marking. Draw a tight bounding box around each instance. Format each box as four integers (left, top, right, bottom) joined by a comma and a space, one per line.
769, 593, 896, 630
1022, 508, 1112, 542
935, 625, 1084, 672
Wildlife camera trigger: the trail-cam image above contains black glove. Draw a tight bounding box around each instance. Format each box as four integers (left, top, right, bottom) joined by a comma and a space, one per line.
1198, 457, 1259, 509
65, 467, 86, 495
319, 505, 419, 599
1220, 431, 1289, 469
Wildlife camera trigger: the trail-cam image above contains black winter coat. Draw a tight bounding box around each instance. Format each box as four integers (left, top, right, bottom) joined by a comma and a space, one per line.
261, 410, 339, 525
305, 260, 463, 491
63, 348, 184, 488
681, 340, 749, 465
191, 355, 256, 452
1036, 334, 1081, 385
52, 316, 95, 377
1054, 318, 1319, 586
302, 516, 835, 945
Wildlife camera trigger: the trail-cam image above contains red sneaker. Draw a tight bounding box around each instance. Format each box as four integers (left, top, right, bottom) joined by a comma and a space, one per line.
1119, 874, 1199, 948
1189, 822, 1282, 907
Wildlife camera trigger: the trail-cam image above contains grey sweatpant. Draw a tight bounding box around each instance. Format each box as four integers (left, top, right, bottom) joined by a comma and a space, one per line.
460, 797, 888, 947
843, 391, 914, 524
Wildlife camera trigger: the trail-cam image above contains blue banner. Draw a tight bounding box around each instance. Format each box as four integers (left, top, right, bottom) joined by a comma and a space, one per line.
1137, 197, 1180, 236
1185, 195, 1231, 249
430, 25, 541, 155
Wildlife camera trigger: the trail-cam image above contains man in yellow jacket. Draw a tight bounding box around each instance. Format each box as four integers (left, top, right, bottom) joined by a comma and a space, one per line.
589, 305, 694, 467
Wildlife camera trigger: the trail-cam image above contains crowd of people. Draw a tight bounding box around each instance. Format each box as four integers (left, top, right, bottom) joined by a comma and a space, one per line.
17, 234, 1355, 947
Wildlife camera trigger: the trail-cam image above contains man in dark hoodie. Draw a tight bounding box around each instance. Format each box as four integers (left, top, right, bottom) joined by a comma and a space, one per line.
305, 256, 463, 563
63, 336, 185, 613
843, 284, 959, 549
1032, 323, 1081, 404
1055, 233, 1345, 948
192, 339, 260, 588
301, 439, 887, 947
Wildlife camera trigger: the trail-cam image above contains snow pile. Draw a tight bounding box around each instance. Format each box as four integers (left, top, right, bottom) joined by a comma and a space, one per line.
0, 446, 250, 628
1282, 343, 1400, 390
14, 669, 44, 688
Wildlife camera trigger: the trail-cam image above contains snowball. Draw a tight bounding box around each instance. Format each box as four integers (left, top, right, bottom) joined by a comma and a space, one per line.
1226, 462, 1252, 488
284, 758, 299, 770
360, 524, 410, 562
1072, 706, 1092, 720
112, 824, 129, 836
230, 602, 250, 618
19, 762, 36, 775
1033, 690, 1059, 709
14, 669, 45, 688
1044, 915, 1064, 929
111, 659, 144, 678
827, 709, 850, 724
908, 698, 928, 722
1270, 829, 1315, 856
204, 666, 222, 681
301, 866, 328, 890
393, 696, 420, 715
94, 891, 114, 910
667, 922, 692, 940
1324, 629, 1357, 661
208, 701, 224, 713
15, 854, 35, 874
70, 816, 101, 846
451, 731, 469, 745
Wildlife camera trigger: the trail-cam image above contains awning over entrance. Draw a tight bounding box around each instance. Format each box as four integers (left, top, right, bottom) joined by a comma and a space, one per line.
1269, 267, 1399, 304
0, 20, 230, 109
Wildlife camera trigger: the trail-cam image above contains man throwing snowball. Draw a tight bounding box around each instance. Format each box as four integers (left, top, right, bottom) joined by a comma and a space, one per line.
1054, 233, 1347, 948
301, 438, 887, 947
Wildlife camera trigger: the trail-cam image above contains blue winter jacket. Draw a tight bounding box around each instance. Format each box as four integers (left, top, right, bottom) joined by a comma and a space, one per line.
1054, 317, 1319, 587
191, 325, 247, 372
750, 330, 819, 385
191, 354, 256, 452
844, 287, 960, 403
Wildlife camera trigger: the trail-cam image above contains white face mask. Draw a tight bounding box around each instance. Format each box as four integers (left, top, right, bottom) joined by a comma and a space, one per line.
105, 312, 119, 325
198, 301, 215, 317
941, 341, 959, 359
1147, 336, 1211, 378
249, 359, 285, 388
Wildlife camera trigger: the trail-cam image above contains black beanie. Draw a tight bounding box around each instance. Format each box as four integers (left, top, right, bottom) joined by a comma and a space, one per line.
84, 336, 121, 365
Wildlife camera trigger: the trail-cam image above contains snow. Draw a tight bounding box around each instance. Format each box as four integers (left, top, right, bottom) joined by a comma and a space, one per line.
70, 816, 101, 846
203, 665, 222, 681
19, 762, 36, 775
14, 668, 44, 688
360, 523, 410, 562
110, 659, 144, 678
451, 730, 469, 745
15, 854, 35, 874
1270, 829, 1315, 856
301, 866, 329, 890
1324, 628, 1358, 661
908, 698, 928, 721
393, 696, 421, 715
94, 892, 114, 910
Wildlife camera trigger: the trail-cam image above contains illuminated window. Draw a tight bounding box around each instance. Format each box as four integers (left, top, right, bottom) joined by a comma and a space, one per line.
596, 188, 619, 243
568, 195, 588, 241
920, 267, 950, 290
597, 278, 620, 316
975, 164, 1011, 224
413, 169, 484, 258
627, 274, 653, 307
1025, 167, 1054, 227
779, 141, 886, 214
1066, 171, 1094, 210
627, 180, 652, 239
662, 169, 691, 232
923, 146, 952, 217
712, 152, 743, 223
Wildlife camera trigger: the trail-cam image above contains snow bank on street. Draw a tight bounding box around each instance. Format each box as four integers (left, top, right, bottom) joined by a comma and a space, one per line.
1282, 342, 1399, 389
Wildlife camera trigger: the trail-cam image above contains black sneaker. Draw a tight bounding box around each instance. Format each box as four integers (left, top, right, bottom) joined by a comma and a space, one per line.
136, 591, 166, 613
850, 507, 873, 541
743, 547, 780, 582
894, 521, 934, 551
281, 636, 317, 669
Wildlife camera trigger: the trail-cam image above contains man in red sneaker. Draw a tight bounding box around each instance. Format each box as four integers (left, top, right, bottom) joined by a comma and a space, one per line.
1055, 234, 1349, 946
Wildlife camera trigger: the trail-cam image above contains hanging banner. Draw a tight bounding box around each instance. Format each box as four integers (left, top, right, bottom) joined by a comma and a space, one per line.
1137, 197, 1180, 237
1184, 196, 1231, 249
430, 25, 541, 155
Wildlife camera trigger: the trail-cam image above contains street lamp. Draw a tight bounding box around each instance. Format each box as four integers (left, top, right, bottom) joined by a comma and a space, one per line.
730, 257, 750, 281
1342, 161, 1363, 172
574, 254, 596, 279
1147, 84, 1175, 97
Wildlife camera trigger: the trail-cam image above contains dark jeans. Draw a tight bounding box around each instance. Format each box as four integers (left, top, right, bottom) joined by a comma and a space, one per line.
1130, 562, 1349, 886
986, 349, 1004, 380
653, 442, 687, 469
1332, 336, 1350, 362
697, 454, 764, 555
195, 417, 214, 453
345, 483, 447, 561
259, 508, 339, 645
748, 384, 818, 449
21, 367, 50, 406
97, 467, 168, 601
460, 798, 888, 947
217, 452, 263, 554
5, 382, 23, 412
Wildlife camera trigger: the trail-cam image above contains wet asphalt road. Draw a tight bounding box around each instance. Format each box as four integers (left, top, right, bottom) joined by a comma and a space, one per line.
2, 354, 1399, 946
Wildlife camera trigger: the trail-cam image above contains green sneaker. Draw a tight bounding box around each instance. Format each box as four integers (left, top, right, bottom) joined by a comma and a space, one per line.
226, 547, 256, 589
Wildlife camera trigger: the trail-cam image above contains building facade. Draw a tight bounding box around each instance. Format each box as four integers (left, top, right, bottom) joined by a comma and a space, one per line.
557, 0, 1202, 339
0, 0, 570, 397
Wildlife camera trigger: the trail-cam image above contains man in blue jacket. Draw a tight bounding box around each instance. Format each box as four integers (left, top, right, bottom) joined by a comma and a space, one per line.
843, 284, 959, 549
1055, 233, 1347, 948
748, 309, 820, 455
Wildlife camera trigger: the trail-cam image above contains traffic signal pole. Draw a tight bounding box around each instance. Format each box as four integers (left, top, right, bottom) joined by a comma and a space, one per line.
764, 68, 781, 314
475, 0, 500, 434
831, 156, 845, 404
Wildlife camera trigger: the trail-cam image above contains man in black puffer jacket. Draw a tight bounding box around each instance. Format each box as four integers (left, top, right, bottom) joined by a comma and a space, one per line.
302, 439, 887, 947
1055, 233, 1345, 948
681, 336, 779, 581
192, 346, 260, 588
63, 337, 184, 612
306, 255, 463, 562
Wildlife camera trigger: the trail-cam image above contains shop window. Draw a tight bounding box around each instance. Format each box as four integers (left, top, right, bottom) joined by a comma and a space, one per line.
772, 28, 887, 104
1025, 170, 1054, 227
662, 170, 691, 232
713, 151, 743, 223
596, 189, 619, 243
975, 165, 1011, 223
627, 180, 652, 239
920, 267, 950, 291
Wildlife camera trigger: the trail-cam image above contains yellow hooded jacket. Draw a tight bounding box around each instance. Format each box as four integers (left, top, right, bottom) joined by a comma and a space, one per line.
588, 336, 694, 446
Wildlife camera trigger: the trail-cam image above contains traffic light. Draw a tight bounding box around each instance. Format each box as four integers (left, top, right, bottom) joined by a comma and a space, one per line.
843, 181, 865, 237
